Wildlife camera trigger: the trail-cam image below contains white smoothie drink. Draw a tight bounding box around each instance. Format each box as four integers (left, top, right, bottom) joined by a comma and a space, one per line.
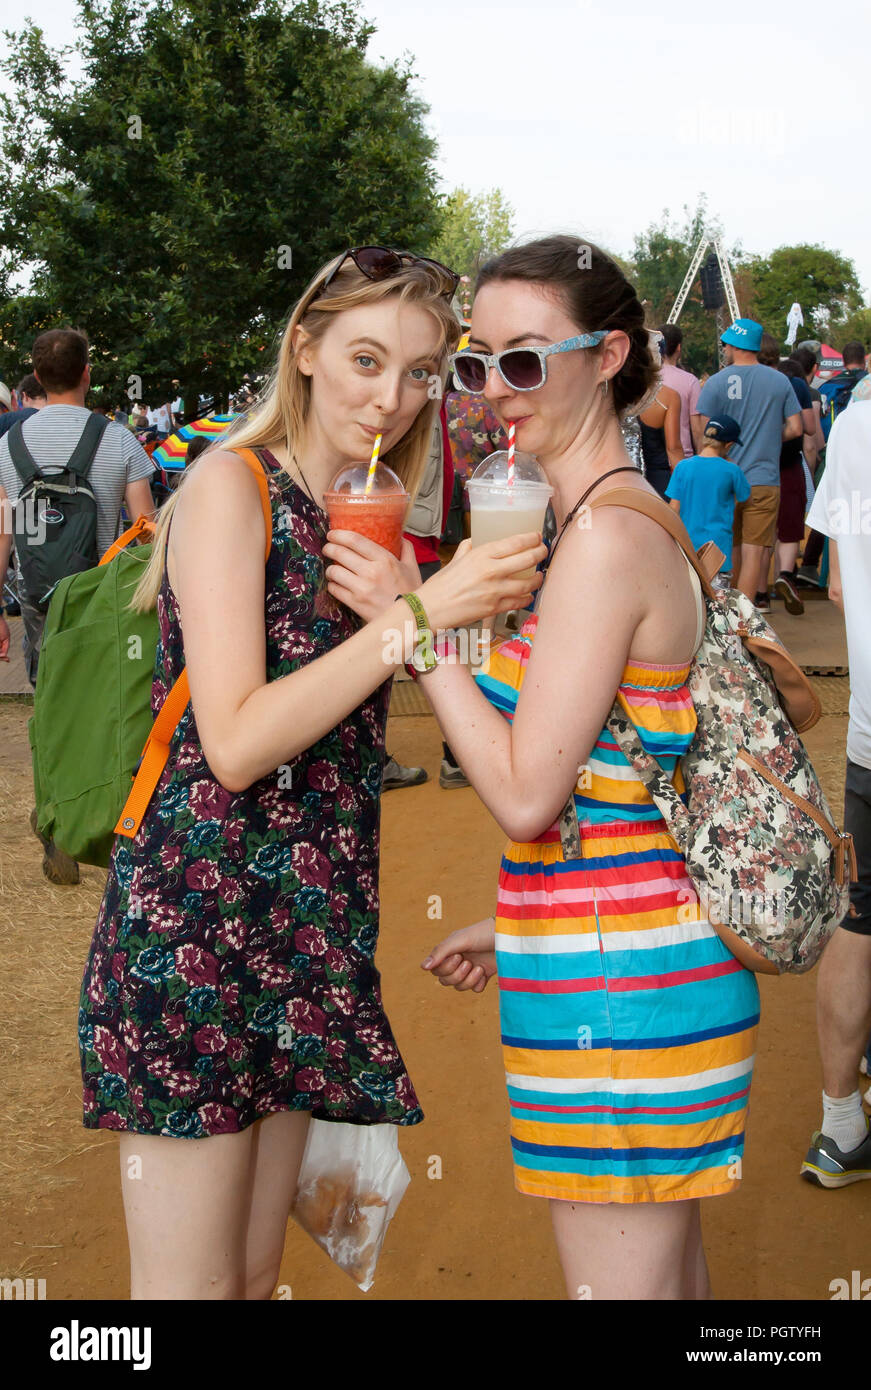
466, 451, 553, 581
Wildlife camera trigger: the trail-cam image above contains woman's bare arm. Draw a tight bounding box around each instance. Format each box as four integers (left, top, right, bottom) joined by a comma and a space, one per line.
662, 386, 683, 471
169, 453, 418, 790
420, 511, 644, 841
170, 451, 545, 793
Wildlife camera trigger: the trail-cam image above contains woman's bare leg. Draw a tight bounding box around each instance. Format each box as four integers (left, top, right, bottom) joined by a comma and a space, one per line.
549, 1195, 709, 1300
243, 1110, 311, 1300
119, 1109, 310, 1301
687, 1199, 713, 1300
120, 1127, 255, 1299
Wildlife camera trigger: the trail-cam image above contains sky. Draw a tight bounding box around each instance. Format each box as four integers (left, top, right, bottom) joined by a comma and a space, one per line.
5, 0, 871, 313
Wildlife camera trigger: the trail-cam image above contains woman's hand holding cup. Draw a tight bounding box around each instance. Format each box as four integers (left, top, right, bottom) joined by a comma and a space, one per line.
415, 534, 547, 633
323, 528, 546, 631
323, 532, 421, 621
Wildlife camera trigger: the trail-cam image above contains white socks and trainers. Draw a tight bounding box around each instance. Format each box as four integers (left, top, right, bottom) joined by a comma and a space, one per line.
821, 1089, 869, 1153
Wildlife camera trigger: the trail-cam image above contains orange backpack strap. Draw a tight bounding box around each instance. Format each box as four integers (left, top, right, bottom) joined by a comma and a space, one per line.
114, 448, 273, 841
232, 447, 273, 563
98, 514, 156, 565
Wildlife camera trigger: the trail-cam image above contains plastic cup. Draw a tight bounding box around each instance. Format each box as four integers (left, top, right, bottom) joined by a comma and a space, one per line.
466, 451, 553, 579
324, 463, 409, 559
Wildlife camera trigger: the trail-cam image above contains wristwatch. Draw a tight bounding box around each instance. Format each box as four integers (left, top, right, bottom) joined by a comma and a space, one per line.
396, 593, 437, 675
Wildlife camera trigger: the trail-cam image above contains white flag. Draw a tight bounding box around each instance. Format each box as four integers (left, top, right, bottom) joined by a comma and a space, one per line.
785, 302, 804, 347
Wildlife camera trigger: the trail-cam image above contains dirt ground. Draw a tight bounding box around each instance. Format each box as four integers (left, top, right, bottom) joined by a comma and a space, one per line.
1, 688, 868, 1302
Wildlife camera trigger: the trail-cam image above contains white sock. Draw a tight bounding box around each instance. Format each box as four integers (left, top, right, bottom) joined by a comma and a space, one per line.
821, 1089, 868, 1152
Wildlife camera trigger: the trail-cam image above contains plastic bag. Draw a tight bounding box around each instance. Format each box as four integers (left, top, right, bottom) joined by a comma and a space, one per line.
291, 1120, 411, 1292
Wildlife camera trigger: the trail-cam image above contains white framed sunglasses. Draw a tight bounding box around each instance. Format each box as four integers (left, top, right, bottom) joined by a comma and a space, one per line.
450, 331, 608, 393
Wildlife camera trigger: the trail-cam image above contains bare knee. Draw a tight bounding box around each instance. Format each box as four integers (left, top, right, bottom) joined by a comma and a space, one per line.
131, 1266, 246, 1301
245, 1258, 282, 1302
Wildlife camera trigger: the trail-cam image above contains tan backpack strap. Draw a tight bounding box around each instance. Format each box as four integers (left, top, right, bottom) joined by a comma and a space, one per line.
587, 487, 716, 600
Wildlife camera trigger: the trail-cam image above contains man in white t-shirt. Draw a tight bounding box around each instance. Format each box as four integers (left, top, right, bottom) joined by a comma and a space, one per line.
658, 323, 701, 457
0, 328, 154, 884
800, 401, 871, 1187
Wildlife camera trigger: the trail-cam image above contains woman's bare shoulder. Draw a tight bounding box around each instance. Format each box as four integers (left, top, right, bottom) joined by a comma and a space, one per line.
554, 484, 685, 583
173, 448, 263, 526
167, 448, 267, 586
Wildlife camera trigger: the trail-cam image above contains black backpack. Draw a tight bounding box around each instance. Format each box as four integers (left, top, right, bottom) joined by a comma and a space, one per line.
7, 413, 108, 611
819, 369, 866, 441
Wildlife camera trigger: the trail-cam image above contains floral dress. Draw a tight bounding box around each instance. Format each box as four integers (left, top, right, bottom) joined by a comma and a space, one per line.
79, 447, 422, 1137
444, 391, 508, 493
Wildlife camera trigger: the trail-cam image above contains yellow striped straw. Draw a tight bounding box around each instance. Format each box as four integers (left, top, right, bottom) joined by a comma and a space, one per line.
364, 432, 383, 494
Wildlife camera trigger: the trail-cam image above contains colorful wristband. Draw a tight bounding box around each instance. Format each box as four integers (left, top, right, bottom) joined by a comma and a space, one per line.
397, 593, 436, 675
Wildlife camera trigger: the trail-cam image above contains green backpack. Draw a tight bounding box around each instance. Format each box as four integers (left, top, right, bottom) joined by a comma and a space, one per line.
29, 517, 160, 866
29, 447, 273, 867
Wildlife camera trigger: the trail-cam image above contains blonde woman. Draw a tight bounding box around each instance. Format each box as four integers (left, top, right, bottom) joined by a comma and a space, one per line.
78, 248, 546, 1300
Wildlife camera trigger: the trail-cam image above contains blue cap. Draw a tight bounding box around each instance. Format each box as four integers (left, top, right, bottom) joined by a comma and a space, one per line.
704, 414, 742, 445
720, 318, 763, 352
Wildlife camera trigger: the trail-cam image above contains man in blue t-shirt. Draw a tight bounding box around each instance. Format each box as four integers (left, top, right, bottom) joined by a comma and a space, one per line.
666, 415, 750, 588
693, 318, 802, 605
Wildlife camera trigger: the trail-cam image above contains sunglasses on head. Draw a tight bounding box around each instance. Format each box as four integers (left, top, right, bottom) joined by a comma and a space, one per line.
449, 331, 609, 393
312, 246, 460, 303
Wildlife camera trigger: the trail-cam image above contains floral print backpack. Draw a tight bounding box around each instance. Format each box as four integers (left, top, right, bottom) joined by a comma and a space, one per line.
591, 489, 856, 975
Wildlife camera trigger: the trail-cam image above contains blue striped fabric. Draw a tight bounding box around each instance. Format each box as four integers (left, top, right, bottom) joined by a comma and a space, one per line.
474, 616, 760, 1203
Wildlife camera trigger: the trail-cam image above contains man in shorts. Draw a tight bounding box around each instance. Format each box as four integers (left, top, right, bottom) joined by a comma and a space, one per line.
693, 318, 803, 608
800, 399, 871, 1186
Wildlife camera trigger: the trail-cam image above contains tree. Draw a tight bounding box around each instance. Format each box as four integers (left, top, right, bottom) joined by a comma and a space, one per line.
630, 197, 740, 378
742, 244, 863, 346
428, 186, 514, 286
824, 305, 871, 355
0, 0, 442, 413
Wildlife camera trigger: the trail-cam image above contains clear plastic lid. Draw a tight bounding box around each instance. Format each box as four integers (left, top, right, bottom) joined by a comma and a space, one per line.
325, 463, 408, 497
466, 450, 549, 487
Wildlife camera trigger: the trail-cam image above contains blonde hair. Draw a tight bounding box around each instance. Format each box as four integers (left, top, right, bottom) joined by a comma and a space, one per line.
131, 253, 460, 612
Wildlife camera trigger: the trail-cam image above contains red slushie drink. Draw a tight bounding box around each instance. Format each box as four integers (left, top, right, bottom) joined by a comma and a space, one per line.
324, 464, 409, 559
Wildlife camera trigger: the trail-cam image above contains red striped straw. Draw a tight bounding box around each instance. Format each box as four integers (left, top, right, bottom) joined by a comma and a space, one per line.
507, 421, 516, 486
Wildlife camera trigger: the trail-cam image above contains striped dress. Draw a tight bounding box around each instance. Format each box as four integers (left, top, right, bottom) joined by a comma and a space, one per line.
474, 615, 760, 1204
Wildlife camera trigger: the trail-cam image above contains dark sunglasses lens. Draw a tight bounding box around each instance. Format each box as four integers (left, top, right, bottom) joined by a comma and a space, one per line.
454, 355, 487, 391
354, 247, 403, 280
502, 350, 544, 390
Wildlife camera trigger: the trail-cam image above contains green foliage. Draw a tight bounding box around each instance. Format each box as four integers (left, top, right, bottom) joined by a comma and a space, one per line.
631, 197, 732, 378
742, 244, 863, 346
0, 0, 442, 409
428, 186, 514, 286
822, 305, 871, 355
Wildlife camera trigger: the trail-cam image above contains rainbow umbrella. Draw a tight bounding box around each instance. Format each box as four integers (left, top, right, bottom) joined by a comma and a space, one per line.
152, 414, 239, 470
